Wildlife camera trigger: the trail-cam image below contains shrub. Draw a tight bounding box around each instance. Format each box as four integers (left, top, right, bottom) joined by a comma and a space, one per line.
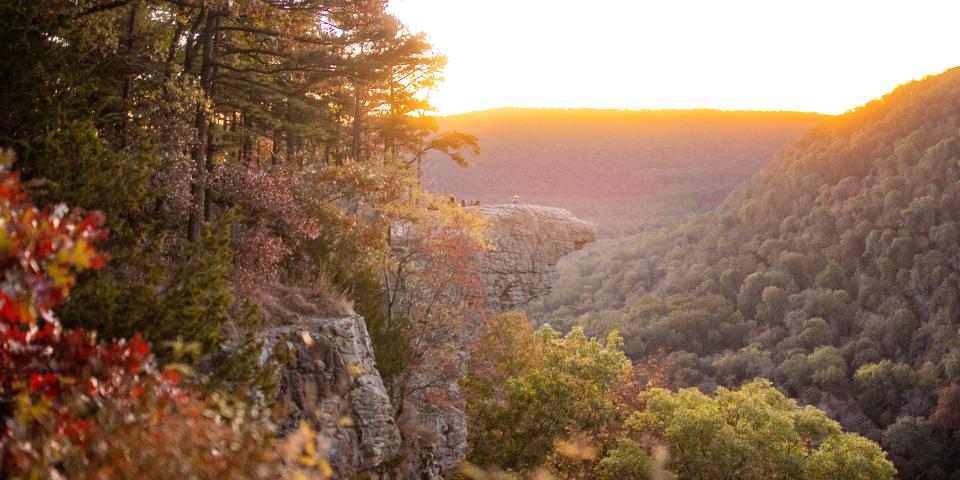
0, 152, 329, 478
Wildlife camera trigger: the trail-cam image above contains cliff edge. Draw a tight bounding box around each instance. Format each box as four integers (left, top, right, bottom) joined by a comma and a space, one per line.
261, 204, 597, 478
470, 204, 597, 312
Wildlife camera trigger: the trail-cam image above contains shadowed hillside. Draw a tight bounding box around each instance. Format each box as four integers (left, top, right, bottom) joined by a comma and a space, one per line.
529, 67, 960, 478
425, 108, 826, 236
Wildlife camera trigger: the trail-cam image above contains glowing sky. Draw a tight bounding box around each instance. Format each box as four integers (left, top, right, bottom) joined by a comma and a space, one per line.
387, 0, 960, 115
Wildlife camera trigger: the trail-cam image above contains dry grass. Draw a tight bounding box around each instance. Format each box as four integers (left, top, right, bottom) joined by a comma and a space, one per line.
251, 276, 355, 326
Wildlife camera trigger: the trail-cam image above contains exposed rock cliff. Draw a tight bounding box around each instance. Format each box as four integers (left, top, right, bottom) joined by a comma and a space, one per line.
259, 205, 596, 478
258, 315, 401, 477
470, 204, 598, 312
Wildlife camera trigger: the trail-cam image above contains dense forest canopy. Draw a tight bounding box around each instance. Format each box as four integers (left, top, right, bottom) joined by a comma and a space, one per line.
425, 108, 824, 236
529, 67, 960, 478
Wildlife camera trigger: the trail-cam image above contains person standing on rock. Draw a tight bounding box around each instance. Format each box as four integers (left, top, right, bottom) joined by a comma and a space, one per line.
512, 195, 520, 205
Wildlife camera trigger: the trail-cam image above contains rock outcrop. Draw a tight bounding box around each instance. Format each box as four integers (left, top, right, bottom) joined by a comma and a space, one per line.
257, 205, 596, 478
397, 380, 469, 479
469, 204, 597, 312
258, 315, 401, 477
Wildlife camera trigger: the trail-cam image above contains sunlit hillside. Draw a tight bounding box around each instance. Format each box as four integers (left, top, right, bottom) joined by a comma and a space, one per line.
425, 108, 826, 236
529, 67, 960, 477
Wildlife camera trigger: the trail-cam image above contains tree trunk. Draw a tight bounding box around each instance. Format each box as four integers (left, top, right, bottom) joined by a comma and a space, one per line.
119, 2, 139, 149
203, 13, 221, 223
332, 109, 342, 165
271, 128, 281, 166
182, 9, 208, 75
188, 10, 217, 241
351, 85, 364, 161
285, 100, 296, 165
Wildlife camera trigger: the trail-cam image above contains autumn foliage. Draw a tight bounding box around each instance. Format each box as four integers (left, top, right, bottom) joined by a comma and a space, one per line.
0, 153, 328, 478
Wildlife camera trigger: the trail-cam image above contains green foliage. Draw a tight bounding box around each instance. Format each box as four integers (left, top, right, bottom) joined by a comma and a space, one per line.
0, 158, 329, 479
618, 380, 894, 480
529, 67, 960, 477
596, 439, 653, 479
814, 260, 844, 290
463, 317, 629, 471
806, 433, 898, 480
62, 221, 234, 363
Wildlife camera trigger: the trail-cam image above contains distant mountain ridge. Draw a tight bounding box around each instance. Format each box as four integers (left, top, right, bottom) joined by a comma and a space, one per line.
424, 108, 827, 236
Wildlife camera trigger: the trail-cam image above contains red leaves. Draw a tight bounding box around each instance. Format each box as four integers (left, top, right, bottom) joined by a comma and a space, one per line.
28, 373, 47, 393
0, 156, 325, 480
0, 292, 21, 323
0, 158, 178, 468
28, 373, 60, 398
0, 166, 108, 326
161, 368, 181, 387
123, 335, 151, 374
128, 334, 151, 357
58, 416, 95, 443
130, 385, 145, 398
931, 384, 960, 429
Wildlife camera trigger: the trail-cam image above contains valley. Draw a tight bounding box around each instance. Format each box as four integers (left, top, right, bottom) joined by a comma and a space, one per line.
425, 108, 825, 236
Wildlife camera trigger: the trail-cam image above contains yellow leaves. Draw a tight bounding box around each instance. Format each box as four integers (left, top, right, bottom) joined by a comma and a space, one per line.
530, 469, 559, 480
553, 437, 598, 461
0, 149, 14, 168
55, 238, 93, 270
46, 263, 73, 289
337, 416, 353, 427
289, 421, 334, 479
0, 230, 12, 257
15, 391, 51, 424
160, 339, 203, 362
345, 363, 365, 377
48, 238, 97, 288
626, 410, 662, 432
454, 462, 489, 480
454, 462, 517, 480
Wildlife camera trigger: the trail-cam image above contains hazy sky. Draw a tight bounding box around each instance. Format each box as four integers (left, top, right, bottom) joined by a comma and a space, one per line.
387, 0, 960, 115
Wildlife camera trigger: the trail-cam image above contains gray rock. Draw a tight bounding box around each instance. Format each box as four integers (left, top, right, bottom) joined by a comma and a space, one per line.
384, 204, 597, 477
256, 205, 595, 478
469, 204, 598, 312
258, 315, 401, 477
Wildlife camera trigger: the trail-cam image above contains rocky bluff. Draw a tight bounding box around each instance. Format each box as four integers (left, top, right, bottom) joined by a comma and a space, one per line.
261, 205, 596, 478
470, 204, 597, 312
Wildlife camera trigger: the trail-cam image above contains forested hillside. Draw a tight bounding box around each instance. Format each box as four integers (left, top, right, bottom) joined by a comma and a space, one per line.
425, 108, 824, 236
530, 67, 960, 478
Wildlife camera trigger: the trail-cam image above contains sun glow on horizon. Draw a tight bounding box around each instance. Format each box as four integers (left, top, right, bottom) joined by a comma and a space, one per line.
388, 0, 960, 115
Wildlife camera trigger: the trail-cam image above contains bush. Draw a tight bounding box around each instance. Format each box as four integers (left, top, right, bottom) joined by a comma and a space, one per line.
0, 153, 329, 478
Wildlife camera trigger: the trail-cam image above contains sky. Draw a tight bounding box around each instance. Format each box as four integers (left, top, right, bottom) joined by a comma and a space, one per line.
386, 0, 960, 115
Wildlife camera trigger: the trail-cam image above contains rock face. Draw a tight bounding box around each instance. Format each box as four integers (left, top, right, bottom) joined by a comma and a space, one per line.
258, 315, 401, 477
398, 380, 469, 479
470, 204, 598, 312
259, 205, 596, 478
388, 204, 596, 477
